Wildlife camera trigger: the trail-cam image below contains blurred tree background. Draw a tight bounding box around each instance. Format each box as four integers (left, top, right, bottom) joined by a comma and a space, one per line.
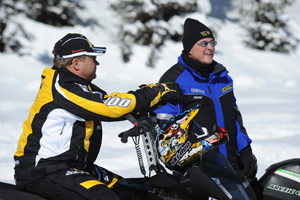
233, 0, 297, 53
0, 0, 84, 54
109, 0, 198, 67
0, 0, 298, 66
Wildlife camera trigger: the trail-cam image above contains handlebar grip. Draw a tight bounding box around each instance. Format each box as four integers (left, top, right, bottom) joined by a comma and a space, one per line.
124, 114, 141, 126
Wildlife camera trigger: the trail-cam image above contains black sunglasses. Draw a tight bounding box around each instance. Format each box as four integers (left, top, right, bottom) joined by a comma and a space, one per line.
200, 40, 217, 47
87, 56, 99, 64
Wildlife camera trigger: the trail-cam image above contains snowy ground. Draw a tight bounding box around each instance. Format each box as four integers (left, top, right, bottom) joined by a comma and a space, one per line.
0, 0, 300, 185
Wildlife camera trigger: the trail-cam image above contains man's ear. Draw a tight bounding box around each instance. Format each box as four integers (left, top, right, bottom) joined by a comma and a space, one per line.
71, 58, 81, 71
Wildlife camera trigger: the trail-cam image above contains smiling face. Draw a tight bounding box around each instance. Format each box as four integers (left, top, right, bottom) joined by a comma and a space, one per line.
188, 38, 215, 64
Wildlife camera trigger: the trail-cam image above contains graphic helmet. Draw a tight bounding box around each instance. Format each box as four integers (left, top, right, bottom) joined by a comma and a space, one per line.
156, 104, 228, 170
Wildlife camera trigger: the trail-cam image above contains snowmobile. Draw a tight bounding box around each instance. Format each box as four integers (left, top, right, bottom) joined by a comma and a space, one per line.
1, 105, 300, 200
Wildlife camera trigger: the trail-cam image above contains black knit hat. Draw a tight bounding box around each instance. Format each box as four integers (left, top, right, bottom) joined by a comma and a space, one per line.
53, 33, 106, 58
182, 18, 214, 53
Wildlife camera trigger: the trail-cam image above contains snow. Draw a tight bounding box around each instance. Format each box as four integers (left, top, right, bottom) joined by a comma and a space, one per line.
0, 0, 299, 185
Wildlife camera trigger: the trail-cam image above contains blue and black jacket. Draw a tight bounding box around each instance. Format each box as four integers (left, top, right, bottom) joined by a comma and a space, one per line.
155, 52, 252, 168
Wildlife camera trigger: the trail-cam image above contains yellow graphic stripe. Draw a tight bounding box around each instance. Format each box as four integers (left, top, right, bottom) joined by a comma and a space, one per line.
149, 83, 176, 108
84, 121, 94, 152
80, 180, 103, 189
140, 84, 162, 107
15, 68, 55, 157
87, 84, 92, 91
150, 93, 162, 107
107, 176, 119, 188
59, 87, 136, 118
179, 107, 199, 131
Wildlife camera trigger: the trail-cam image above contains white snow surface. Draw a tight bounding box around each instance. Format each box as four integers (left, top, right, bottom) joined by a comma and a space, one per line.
0, 0, 299, 184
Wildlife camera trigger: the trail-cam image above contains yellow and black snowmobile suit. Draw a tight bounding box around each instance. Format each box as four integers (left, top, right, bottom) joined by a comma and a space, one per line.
14, 66, 169, 189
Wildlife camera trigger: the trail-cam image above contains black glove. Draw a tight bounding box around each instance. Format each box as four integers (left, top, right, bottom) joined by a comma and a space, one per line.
146, 82, 183, 106
132, 82, 183, 114
237, 145, 258, 180
118, 125, 142, 143
118, 115, 154, 143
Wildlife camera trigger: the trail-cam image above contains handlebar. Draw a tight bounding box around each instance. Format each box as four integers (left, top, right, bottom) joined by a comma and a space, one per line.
118, 114, 157, 176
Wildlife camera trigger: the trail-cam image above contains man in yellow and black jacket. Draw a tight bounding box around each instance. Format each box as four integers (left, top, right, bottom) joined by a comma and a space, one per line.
14, 33, 182, 200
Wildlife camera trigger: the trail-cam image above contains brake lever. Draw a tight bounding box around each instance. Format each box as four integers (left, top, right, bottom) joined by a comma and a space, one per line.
125, 114, 141, 127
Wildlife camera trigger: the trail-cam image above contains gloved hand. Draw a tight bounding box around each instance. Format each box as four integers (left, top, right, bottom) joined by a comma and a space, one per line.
157, 82, 184, 105
237, 145, 258, 180
118, 125, 142, 143
140, 82, 183, 106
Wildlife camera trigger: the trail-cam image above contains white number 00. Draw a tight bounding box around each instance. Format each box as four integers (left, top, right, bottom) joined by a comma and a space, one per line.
104, 97, 132, 107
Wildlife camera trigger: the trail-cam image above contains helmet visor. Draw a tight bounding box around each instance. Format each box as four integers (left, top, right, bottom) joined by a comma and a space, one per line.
189, 120, 209, 139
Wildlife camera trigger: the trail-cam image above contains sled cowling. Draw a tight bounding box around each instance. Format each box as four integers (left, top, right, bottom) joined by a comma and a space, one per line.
259, 158, 300, 200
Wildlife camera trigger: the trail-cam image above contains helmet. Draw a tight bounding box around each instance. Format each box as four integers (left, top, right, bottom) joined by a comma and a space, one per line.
156, 105, 229, 170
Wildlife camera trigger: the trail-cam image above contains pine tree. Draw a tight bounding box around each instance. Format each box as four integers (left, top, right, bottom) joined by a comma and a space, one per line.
22, 0, 84, 26
0, 0, 85, 54
233, 0, 298, 53
110, 0, 198, 67
0, 0, 32, 53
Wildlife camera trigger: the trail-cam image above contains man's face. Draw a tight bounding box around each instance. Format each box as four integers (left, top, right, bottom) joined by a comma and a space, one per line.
189, 38, 216, 64
78, 56, 99, 81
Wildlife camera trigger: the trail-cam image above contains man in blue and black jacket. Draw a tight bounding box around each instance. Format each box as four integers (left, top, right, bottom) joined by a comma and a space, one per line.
155, 18, 258, 185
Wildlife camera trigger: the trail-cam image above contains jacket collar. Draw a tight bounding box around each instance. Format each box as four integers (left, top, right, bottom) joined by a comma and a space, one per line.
178, 53, 226, 79
53, 66, 91, 85
181, 51, 215, 74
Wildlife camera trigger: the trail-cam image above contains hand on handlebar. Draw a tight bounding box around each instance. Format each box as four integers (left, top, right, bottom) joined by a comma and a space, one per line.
139, 82, 183, 106
118, 114, 154, 143
118, 126, 143, 143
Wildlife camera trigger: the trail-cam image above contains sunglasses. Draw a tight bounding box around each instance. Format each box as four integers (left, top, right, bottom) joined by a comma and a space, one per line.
87, 56, 99, 65
200, 40, 217, 47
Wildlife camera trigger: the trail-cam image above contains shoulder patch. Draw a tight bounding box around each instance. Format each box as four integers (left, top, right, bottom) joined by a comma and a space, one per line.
222, 84, 232, 93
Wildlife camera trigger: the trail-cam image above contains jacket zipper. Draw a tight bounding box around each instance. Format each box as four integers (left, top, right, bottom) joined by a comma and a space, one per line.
208, 86, 212, 93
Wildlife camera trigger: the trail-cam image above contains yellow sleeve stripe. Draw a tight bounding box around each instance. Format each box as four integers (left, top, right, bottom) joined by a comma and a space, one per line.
80, 180, 104, 189
58, 86, 136, 118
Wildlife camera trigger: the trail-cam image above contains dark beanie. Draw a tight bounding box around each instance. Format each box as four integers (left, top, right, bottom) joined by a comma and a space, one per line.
182, 18, 214, 53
